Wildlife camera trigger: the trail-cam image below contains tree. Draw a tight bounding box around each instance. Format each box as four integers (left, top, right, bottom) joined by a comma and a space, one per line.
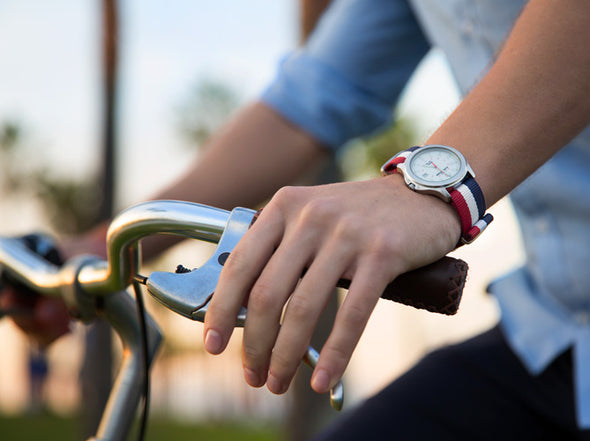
0, 121, 23, 194
339, 117, 418, 181
0, 120, 102, 235
178, 78, 240, 148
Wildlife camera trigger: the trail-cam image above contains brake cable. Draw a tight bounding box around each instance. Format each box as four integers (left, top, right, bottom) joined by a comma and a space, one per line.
132, 276, 150, 441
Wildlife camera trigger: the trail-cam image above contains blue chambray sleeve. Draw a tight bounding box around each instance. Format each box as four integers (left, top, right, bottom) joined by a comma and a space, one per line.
261, 0, 430, 151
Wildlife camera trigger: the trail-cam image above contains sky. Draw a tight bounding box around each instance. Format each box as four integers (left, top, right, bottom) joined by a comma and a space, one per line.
0, 0, 460, 207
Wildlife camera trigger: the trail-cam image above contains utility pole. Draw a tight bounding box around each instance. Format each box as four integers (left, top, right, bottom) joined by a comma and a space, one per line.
80, 0, 118, 437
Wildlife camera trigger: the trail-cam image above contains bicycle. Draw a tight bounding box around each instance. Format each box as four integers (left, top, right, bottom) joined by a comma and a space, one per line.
0, 200, 468, 441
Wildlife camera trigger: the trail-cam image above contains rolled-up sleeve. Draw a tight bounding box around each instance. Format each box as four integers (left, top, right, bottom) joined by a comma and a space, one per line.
261, 0, 430, 150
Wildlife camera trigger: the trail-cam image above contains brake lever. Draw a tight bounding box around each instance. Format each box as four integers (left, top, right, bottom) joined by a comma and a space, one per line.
145, 207, 252, 322
144, 207, 344, 411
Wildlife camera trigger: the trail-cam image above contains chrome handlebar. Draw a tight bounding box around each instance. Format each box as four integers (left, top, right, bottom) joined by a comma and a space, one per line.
79, 200, 231, 295
0, 201, 229, 297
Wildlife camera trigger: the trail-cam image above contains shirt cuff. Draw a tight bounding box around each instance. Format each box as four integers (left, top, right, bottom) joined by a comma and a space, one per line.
261, 51, 394, 151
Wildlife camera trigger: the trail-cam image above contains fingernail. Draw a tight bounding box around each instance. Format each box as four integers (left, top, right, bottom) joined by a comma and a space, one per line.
244, 367, 263, 387
311, 369, 330, 393
267, 374, 287, 394
204, 329, 222, 354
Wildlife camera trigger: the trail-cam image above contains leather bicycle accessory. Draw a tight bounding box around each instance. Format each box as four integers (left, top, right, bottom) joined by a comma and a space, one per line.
251, 209, 467, 315
382, 145, 493, 244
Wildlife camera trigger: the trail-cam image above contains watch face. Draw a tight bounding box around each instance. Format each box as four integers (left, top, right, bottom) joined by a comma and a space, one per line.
406, 145, 466, 187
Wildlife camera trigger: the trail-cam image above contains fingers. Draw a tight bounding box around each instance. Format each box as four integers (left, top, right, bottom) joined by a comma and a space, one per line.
35, 297, 71, 344
205, 190, 365, 394
1, 286, 35, 329
1, 287, 70, 346
203, 207, 284, 355
315, 267, 388, 393
263, 238, 355, 394
240, 232, 316, 388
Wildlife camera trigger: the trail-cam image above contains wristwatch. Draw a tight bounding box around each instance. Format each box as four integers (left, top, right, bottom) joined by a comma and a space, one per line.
381, 144, 493, 245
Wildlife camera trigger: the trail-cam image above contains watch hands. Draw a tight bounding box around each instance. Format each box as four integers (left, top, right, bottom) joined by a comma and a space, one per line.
425, 161, 451, 177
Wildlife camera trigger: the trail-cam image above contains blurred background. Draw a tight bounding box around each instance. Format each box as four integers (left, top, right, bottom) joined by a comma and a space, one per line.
0, 0, 524, 439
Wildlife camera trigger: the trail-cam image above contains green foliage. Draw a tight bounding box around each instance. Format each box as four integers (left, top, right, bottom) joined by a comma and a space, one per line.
178, 78, 240, 149
146, 418, 280, 441
0, 414, 281, 441
0, 120, 101, 234
0, 122, 20, 153
0, 413, 78, 441
0, 121, 25, 193
339, 117, 418, 180
33, 169, 102, 234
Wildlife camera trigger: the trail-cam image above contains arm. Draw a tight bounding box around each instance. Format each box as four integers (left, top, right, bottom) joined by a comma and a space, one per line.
204, 0, 590, 396
140, 102, 329, 259
62, 101, 328, 260
428, 0, 590, 205
152, 102, 327, 208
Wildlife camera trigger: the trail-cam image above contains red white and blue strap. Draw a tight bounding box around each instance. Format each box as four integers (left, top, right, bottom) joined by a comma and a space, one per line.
449, 176, 493, 243
381, 146, 419, 174
381, 146, 493, 244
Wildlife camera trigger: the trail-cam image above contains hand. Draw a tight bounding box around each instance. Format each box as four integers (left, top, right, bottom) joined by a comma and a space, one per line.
60, 224, 108, 261
203, 175, 461, 395
0, 286, 70, 347
0, 227, 107, 347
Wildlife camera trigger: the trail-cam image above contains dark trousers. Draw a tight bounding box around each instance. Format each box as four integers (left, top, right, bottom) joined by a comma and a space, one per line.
314, 326, 590, 441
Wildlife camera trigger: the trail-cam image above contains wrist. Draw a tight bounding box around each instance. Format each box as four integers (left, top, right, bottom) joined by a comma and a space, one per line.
383, 172, 462, 249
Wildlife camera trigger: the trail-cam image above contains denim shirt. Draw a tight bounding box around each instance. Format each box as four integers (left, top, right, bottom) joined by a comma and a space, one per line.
261, 0, 590, 427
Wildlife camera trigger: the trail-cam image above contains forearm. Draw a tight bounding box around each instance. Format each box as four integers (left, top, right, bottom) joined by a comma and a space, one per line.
153, 102, 327, 208
427, 0, 590, 205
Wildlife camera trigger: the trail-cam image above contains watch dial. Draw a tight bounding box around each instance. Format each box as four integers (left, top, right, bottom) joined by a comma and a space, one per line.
409, 147, 462, 184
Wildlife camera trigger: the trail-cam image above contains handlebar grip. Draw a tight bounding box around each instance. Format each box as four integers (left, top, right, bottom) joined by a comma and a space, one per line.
251, 210, 467, 316
336, 256, 467, 315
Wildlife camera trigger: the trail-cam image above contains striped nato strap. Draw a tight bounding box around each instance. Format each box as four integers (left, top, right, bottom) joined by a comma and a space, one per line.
382, 146, 493, 245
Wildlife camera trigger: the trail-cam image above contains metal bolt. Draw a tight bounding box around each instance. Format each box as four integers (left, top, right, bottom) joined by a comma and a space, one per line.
218, 252, 230, 266
175, 264, 192, 274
